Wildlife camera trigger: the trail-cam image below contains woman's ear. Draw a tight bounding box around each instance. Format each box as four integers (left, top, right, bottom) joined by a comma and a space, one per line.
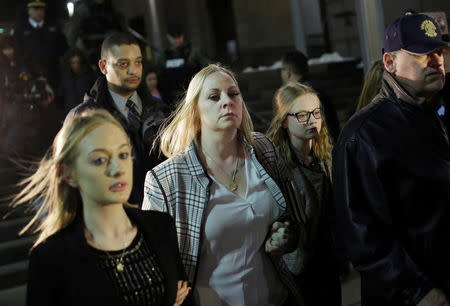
282, 118, 288, 129
61, 164, 78, 188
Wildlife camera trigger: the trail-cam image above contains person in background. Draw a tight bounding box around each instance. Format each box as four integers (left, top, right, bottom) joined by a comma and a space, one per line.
267, 82, 341, 306
66, 32, 168, 206
143, 64, 306, 305
0, 34, 24, 153
144, 68, 164, 102
11, 0, 67, 90
58, 48, 96, 114
0, 32, 58, 157
67, 0, 123, 66
280, 51, 341, 143
355, 60, 384, 111
0, 34, 24, 105
14, 109, 191, 306
157, 24, 209, 108
333, 10, 450, 306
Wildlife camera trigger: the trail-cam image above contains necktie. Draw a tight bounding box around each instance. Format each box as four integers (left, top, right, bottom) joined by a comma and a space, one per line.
126, 99, 141, 133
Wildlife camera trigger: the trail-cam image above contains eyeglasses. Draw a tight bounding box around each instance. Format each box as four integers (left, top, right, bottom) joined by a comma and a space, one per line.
287, 107, 322, 123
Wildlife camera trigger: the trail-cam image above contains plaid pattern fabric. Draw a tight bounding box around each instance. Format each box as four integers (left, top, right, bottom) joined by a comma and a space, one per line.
143, 132, 305, 305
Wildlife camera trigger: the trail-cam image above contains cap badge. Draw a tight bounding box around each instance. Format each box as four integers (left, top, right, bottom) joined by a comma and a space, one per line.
421, 20, 437, 37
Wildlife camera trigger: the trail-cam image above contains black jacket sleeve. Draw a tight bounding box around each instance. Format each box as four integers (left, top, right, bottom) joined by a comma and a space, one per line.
332, 137, 433, 305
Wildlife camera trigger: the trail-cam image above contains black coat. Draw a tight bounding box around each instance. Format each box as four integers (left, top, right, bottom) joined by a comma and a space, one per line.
157, 43, 208, 107
333, 71, 450, 305
290, 155, 341, 306
442, 73, 450, 133
58, 69, 96, 113
66, 76, 168, 205
304, 77, 341, 144
26, 208, 189, 306
12, 19, 67, 88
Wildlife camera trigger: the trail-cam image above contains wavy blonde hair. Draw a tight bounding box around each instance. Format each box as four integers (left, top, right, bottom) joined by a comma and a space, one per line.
356, 60, 384, 111
267, 82, 332, 167
157, 63, 254, 158
12, 109, 129, 248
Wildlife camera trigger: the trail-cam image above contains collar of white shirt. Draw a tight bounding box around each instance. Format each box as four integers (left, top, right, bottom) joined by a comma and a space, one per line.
108, 89, 143, 119
28, 18, 44, 29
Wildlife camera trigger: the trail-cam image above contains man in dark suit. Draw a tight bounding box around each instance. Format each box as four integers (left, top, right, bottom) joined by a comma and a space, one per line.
66, 32, 167, 206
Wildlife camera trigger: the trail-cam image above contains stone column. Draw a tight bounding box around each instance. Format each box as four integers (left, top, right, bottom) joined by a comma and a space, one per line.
143, 0, 166, 57
290, 0, 308, 55
355, 0, 384, 73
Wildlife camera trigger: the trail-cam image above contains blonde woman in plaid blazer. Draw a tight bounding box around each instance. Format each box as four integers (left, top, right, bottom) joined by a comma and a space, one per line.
143, 64, 306, 306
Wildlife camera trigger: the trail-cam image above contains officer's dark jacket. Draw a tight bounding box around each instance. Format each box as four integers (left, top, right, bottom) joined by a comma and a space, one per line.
67, 0, 122, 49
332, 71, 450, 305
65, 76, 168, 205
157, 43, 208, 107
12, 19, 67, 87
442, 73, 450, 133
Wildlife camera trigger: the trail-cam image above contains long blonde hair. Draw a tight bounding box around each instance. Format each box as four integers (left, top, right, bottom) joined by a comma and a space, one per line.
356, 60, 384, 111
157, 64, 254, 158
267, 82, 332, 167
12, 109, 128, 248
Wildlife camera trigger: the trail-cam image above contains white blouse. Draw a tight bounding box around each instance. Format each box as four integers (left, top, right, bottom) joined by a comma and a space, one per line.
194, 152, 288, 306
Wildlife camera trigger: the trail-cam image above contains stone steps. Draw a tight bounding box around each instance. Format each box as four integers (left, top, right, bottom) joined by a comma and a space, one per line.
0, 284, 26, 306
0, 217, 33, 243
0, 235, 35, 266
0, 260, 29, 291
0, 198, 34, 296
0, 202, 33, 220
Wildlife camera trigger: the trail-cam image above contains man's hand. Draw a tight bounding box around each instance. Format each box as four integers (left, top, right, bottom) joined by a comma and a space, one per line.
174, 280, 190, 306
265, 221, 297, 256
417, 288, 449, 306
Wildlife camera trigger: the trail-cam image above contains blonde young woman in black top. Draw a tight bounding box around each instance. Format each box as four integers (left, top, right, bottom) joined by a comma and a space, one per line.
14, 109, 191, 306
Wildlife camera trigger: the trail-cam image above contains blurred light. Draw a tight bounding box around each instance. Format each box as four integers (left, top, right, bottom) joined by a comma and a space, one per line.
437, 105, 445, 117
67, 2, 74, 17
0, 29, 4, 34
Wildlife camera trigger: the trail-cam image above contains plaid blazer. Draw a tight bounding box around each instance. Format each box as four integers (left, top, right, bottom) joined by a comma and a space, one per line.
142, 132, 305, 305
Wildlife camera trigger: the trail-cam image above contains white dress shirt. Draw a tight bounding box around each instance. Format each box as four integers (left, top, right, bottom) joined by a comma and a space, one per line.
28, 17, 44, 29
108, 89, 143, 121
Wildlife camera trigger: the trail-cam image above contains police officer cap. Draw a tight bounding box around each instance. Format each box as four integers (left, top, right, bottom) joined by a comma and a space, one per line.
383, 9, 450, 55
27, 0, 46, 8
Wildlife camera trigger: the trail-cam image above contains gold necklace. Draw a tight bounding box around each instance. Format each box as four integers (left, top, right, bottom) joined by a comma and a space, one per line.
202, 146, 241, 192
103, 241, 127, 272
85, 224, 131, 272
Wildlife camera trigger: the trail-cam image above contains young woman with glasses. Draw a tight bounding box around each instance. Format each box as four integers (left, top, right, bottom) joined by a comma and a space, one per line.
267, 82, 341, 306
